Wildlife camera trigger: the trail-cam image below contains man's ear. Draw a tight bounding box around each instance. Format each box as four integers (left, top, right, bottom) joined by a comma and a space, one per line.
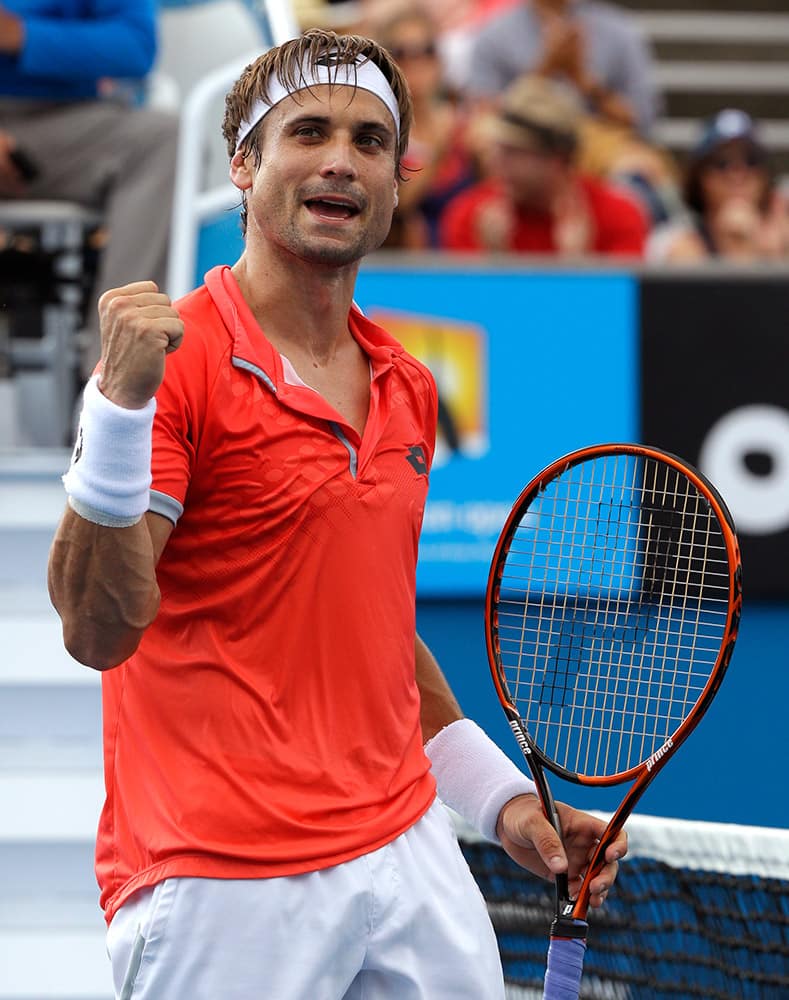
393, 178, 399, 209
230, 150, 254, 190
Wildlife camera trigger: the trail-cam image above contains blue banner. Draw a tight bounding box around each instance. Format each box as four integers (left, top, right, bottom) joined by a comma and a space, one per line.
355, 262, 640, 596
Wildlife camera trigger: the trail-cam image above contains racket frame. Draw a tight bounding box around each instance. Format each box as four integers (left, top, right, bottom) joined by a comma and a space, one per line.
485, 443, 742, 922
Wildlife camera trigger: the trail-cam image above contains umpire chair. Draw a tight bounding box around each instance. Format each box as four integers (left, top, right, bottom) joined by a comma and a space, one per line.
0, 200, 101, 448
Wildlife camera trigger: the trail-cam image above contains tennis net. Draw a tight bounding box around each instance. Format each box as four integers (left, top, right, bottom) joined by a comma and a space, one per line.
457, 812, 789, 999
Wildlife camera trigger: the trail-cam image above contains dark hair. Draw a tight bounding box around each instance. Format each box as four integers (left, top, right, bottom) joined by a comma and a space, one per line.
684, 142, 772, 216
223, 29, 413, 234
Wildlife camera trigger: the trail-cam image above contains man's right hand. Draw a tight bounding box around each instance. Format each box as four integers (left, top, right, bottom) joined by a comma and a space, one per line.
97, 282, 184, 409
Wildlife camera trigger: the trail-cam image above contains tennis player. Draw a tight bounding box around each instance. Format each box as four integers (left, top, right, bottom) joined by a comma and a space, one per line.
48, 29, 626, 999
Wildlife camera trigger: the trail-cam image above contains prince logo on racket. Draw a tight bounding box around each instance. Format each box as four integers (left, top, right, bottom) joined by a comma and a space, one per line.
48, 29, 625, 1000
646, 738, 674, 772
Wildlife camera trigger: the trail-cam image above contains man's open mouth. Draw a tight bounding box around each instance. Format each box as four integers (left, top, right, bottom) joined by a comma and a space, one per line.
304, 197, 361, 221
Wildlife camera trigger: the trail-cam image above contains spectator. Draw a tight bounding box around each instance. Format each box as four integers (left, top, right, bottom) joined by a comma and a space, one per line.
648, 109, 789, 263
0, 1, 178, 378
353, 1, 519, 95
413, 0, 520, 95
581, 123, 685, 230
465, 0, 660, 137
440, 74, 647, 257
373, 5, 479, 248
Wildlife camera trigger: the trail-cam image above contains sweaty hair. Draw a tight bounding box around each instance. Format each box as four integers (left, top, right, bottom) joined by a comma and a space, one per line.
223, 28, 413, 234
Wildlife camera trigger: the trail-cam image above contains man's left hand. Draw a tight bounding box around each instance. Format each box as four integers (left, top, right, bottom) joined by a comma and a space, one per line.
496, 794, 626, 909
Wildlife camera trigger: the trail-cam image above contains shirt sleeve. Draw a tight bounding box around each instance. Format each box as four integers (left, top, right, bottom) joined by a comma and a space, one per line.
149, 370, 194, 524
148, 316, 213, 524
18, 0, 157, 81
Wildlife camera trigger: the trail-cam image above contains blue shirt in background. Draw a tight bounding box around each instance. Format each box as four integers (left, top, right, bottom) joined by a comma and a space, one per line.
0, 0, 157, 100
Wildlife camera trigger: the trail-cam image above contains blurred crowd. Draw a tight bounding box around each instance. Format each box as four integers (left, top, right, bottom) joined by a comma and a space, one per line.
1, 0, 789, 378
339, 0, 789, 264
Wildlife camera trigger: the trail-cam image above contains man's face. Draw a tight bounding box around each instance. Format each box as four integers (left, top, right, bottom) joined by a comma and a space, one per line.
489, 140, 564, 210
234, 84, 399, 267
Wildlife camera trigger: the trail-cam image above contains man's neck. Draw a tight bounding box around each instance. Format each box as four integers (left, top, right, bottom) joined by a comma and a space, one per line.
231, 249, 361, 362
231, 248, 373, 435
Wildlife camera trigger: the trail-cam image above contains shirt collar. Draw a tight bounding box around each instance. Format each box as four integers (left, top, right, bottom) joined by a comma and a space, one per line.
203, 265, 403, 388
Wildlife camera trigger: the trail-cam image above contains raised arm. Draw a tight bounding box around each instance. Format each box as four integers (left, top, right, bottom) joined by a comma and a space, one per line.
47, 282, 183, 671
48, 510, 172, 670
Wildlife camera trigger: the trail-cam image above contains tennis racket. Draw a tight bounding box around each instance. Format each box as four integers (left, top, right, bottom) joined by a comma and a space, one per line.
484, 443, 742, 1000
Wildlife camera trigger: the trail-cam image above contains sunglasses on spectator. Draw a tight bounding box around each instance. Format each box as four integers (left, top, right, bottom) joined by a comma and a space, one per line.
707, 150, 765, 172
390, 42, 437, 61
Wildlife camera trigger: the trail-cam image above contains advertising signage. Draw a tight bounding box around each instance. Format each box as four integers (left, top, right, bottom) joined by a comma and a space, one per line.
640, 275, 789, 599
355, 262, 639, 596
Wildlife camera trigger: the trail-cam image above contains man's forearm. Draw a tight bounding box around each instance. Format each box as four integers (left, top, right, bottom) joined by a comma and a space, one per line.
48, 509, 161, 671
415, 634, 463, 742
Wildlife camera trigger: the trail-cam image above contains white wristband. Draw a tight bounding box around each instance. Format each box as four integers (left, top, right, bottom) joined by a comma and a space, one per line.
424, 718, 537, 843
62, 375, 156, 527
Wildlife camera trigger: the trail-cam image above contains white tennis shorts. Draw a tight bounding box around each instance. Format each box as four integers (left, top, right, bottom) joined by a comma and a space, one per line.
106, 800, 506, 999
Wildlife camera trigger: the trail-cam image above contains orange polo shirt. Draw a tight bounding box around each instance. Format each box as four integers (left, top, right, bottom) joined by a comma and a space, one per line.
96, 266, 439, 923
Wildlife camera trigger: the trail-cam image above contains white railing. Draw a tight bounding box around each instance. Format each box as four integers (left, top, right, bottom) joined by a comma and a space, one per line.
167, 0, 298, 299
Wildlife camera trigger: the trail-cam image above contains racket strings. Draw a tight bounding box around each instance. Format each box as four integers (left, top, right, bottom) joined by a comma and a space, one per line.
495, 453, 731, 779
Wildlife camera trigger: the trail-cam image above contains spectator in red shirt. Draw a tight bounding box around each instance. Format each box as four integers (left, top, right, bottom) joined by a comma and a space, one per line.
440, 73, 646, 257
372, 5, 479, 248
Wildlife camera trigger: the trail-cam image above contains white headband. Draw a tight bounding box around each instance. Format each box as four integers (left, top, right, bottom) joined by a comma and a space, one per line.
235, 54, 401, 151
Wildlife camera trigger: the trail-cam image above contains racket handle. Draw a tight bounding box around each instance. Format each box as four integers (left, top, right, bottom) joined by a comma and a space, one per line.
543, 920, 588, 1000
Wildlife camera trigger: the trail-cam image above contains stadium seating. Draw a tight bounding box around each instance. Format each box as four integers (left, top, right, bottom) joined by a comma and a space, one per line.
620, 0, 789, 175
0, 201, 101, 448
0, 453, 109, 999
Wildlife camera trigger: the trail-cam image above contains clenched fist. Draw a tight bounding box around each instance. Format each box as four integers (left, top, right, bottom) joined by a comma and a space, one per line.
97, 281, 184, 409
